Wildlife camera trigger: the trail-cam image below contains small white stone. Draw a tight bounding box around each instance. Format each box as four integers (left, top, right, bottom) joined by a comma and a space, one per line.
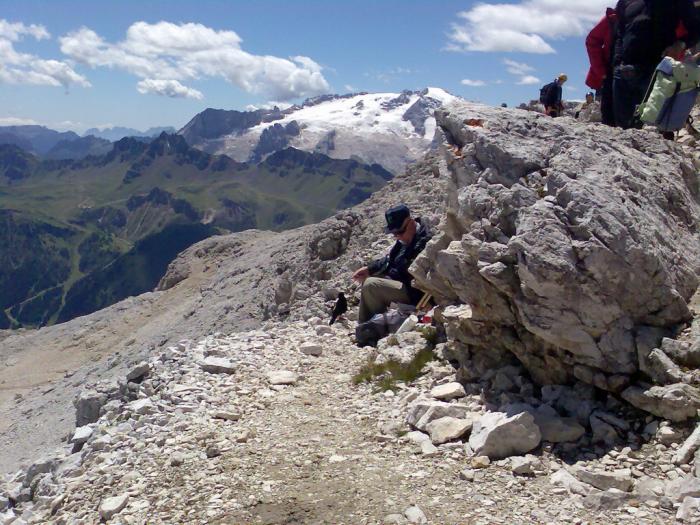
404, 505, 428, 524
406, 431, 430, 444
421, 441, 439, 457
299, 342, 323, 356
70, 425, 93, 445
170, 452, 185, 466
266, 370, 298, 385
471, 456, 491, 469
99, 494, 129, 521
212, 410, 241, 421
430, 382, 466, 401
200, 357, 236, 374
130, 398, 155, 415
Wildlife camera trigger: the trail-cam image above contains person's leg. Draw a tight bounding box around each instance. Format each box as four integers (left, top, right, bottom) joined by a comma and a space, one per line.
600, 75, 615, 126
358, 277, 411, 322
613, 66, 653, 129
613, 67, 635, 129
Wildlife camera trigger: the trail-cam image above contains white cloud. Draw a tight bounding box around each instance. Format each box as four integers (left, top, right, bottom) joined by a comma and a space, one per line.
517, 75, 541, 85
0, 116, 38, 126
59, 21, 330, 101
0, 19, 90, 89
503, 59, 534, 76
0, 20, 49, 41
137, 78, 203, 99
461, 79, 486, 87
447, 0, 611, 54
344, 84, 358, 93
502, 59, 541, 85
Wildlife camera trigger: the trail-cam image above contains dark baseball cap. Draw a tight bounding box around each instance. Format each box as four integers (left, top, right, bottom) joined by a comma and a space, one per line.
384, 203, 411, 233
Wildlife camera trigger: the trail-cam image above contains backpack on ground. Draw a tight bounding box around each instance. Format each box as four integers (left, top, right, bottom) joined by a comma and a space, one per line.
354, 304, 414, 347
636, 57, 700, 132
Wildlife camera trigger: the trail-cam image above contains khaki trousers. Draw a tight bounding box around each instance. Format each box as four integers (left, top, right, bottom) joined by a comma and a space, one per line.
358, 277, 411, 323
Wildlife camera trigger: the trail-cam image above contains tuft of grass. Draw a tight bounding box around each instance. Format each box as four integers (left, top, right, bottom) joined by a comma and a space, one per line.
352, 347, 436, 392
417, 325, 438, 346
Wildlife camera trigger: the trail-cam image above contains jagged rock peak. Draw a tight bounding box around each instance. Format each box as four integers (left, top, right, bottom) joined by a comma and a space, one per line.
412, 101, 700, 417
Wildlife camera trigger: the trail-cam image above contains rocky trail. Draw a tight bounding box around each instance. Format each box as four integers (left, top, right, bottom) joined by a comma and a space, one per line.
3, 99, 700, 523
3, 317, 700, 524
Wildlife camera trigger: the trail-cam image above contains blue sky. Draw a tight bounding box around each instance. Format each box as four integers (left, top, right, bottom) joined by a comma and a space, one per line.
0, 0, 611, 133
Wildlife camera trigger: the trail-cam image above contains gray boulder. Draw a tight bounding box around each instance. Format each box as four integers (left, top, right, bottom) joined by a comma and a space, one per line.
199, 357, 236, 374
673, 424, 700, 465
582, 490, 635, 511
125, 361, 150, 382
425, 416, 473, 445
677, 496, 700, 523
642, 348, 687, 384
468, 410, 541, 459
70, 426, 93, 445
412, 101, 699, 399
405, 400, 471, 432
532, 405, 584, 443
74, 390, 108, 426
99, 494, 129, 521
570, 466, 634, 492
661, 337, 700, 368
621, 383, 700, 422
665, 476, 700, 503
549, 468, 594, 496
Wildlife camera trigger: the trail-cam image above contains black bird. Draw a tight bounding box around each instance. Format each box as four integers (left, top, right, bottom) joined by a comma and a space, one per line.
329, 292, 347, 325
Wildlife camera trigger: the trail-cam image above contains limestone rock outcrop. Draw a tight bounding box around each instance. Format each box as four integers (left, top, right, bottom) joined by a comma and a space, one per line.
413, 102, 700, 417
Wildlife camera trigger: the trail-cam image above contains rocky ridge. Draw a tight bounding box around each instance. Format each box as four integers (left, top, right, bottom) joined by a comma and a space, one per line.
2, 100, 700, 523
412, 103, 700, 417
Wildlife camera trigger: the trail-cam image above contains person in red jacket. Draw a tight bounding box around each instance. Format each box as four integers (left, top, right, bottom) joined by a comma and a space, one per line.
585, 8, 617, 126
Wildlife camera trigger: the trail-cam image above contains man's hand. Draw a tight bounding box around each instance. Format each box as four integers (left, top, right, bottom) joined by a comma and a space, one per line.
352, 266, 370, 284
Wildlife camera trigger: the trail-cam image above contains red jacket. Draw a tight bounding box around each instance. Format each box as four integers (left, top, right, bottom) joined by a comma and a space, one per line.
585, 8, 617, 90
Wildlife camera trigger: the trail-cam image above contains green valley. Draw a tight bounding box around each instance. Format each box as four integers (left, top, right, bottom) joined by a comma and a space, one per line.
0, 134, 392, 328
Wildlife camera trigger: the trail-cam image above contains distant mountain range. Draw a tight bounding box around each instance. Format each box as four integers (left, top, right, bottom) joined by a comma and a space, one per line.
0, 125, 178, 161
0, 133, 391, 329
0, 125, 112, 160
83, 126, 177, 142
179, 88, 458, 173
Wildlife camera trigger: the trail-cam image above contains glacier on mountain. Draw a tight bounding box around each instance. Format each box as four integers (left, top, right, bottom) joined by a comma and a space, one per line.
187, 88, 458, 173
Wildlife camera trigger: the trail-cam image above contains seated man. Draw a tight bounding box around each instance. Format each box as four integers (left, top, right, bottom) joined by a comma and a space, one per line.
352, 204, 432, 322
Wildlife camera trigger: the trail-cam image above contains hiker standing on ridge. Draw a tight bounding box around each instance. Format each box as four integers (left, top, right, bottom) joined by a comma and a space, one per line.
586, 7, 618, 126
541, 74, 567, 117
352, 204, 431, 323
612, 0, 700, 129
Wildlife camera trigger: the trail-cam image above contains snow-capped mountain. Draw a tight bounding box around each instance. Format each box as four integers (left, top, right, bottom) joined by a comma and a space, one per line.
179, 88, 458, 173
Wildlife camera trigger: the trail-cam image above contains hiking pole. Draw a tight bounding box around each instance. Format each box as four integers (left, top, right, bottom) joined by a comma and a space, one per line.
416, 292, 432, 312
